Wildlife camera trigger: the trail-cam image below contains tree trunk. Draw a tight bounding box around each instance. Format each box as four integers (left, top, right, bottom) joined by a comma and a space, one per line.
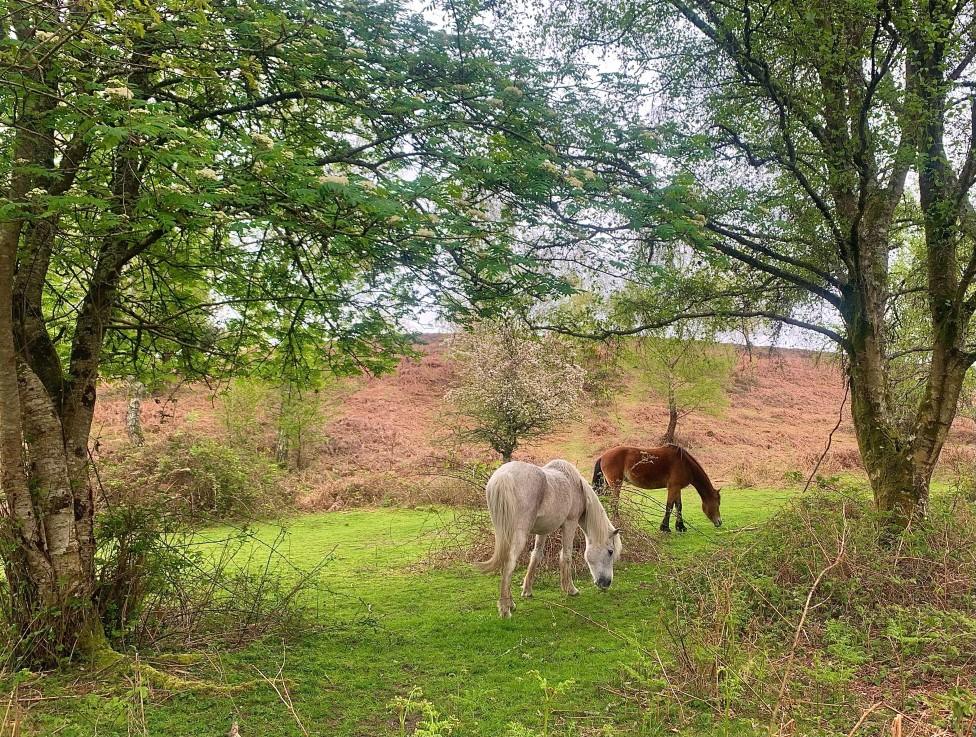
275, 386, 291, 468
847, 321, 970, 526
0, 342, 106, 664
663, 387, 678, 444
274, 427, 289, 467
125, 379, 146, 446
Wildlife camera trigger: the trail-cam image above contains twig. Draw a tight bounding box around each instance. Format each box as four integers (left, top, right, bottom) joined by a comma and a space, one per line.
803, 379, 849, 493
767, 506, 848, 734
846, 701, 882, 737
545, 601, 649, 653
252, 645, 309, 737
1, 688, 14, 737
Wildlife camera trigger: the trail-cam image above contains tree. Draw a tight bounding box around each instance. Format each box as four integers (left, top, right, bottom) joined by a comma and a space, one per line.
534, 0, 976, 525
447, 322, 585, 461
124, 378, 147, 446
0, 0, 570, 663
635, 331, 734, 444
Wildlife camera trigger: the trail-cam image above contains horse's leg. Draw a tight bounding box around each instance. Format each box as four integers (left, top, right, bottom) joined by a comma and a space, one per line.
611, 482, 622, 520
660, 487, 675, 533
675, 489, 686, 533
559, 522, 579, 596
498, 528, 527, 618
521, 533, 547, 598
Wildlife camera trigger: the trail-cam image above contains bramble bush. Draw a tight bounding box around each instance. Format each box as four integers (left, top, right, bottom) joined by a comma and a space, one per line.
101, 432, 289, 521
632, 484, 976, 734
93, 497, 327, 653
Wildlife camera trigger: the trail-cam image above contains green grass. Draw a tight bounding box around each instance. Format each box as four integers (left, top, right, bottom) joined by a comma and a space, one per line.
11, 487, 796, 737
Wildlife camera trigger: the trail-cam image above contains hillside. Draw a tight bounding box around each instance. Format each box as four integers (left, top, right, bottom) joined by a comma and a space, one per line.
91, 337, 976, 509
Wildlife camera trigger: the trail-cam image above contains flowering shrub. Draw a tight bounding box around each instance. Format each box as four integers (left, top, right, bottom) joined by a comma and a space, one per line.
447, 322, 585, 460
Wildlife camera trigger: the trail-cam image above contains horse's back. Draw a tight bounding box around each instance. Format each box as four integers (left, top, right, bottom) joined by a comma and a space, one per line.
542, 458, 582, 484
599, 444, 683, 488
487, 461, 547, 508
487, 459, 584, 534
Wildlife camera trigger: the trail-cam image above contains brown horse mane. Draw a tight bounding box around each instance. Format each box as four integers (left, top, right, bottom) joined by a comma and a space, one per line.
671, 444, 717, 499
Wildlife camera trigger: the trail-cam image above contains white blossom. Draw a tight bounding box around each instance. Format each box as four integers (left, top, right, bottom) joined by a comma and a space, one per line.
251, 132, 275, 149
35, 31, 56, 43
540, 160, 561, 175
318, 174, 349, 185
447, 323, 586, 459
416, 228, 436, 238
565, 175, 584, 188
198, 168, 220, 181
104, 86, 134, 100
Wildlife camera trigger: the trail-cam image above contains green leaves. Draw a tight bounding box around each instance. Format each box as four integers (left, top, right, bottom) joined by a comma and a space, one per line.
3, 0, 582, 389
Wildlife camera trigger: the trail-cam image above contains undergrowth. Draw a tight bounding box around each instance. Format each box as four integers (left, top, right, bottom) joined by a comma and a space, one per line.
100, 431, 290, 520
634, 484, 976, 735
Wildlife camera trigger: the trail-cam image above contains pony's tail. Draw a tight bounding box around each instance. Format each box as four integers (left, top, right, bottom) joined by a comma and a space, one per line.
592, 457, 606, 495
475, 470, 518, 574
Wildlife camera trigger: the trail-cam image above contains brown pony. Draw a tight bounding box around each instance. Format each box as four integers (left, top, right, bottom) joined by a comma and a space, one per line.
592, 444, 722, 532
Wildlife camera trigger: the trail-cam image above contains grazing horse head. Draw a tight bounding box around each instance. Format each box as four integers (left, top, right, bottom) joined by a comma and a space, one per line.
580, 479, 623, 590
702, 485, 722, 527
583, 526, 622, 590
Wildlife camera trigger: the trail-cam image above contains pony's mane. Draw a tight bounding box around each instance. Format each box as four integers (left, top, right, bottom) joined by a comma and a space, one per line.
581, 477, 615, 541
674, 445, 717, 498
544, 459, 616, 543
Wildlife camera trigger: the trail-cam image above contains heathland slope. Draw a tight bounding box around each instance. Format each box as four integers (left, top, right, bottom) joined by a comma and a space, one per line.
91, 337, 976, 509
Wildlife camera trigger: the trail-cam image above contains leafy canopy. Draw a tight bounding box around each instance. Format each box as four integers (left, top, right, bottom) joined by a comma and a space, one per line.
2, 0, 595, 391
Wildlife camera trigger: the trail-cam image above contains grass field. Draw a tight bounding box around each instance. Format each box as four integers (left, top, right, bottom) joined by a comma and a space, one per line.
14, 486, 795, 736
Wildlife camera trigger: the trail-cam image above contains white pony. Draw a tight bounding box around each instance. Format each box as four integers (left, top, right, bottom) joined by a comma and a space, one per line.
476, 459, 622, 617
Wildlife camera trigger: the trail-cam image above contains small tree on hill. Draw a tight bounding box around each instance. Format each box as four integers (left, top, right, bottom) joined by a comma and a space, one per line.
637, 333, 735, 443
448, 323, 585, 461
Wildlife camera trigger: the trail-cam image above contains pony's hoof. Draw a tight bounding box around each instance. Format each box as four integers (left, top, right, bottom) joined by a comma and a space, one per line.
676, 524, 686, 533
498, 602, 513, 618
567, 587, 579, 597
520, 590, 533, 599
659, 526, 671, 534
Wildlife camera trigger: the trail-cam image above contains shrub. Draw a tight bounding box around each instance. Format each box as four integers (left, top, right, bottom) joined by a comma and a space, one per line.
631, 485, 976, 734
94, 500, 194, 644
446, 322, 586, 461
217, 378, 272, 452
782, 469, 804, 485
93, 495, 328, 652
102, 432, 290, 520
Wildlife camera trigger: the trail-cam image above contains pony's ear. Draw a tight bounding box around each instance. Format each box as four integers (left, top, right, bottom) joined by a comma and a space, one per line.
611, 528, 620, 537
